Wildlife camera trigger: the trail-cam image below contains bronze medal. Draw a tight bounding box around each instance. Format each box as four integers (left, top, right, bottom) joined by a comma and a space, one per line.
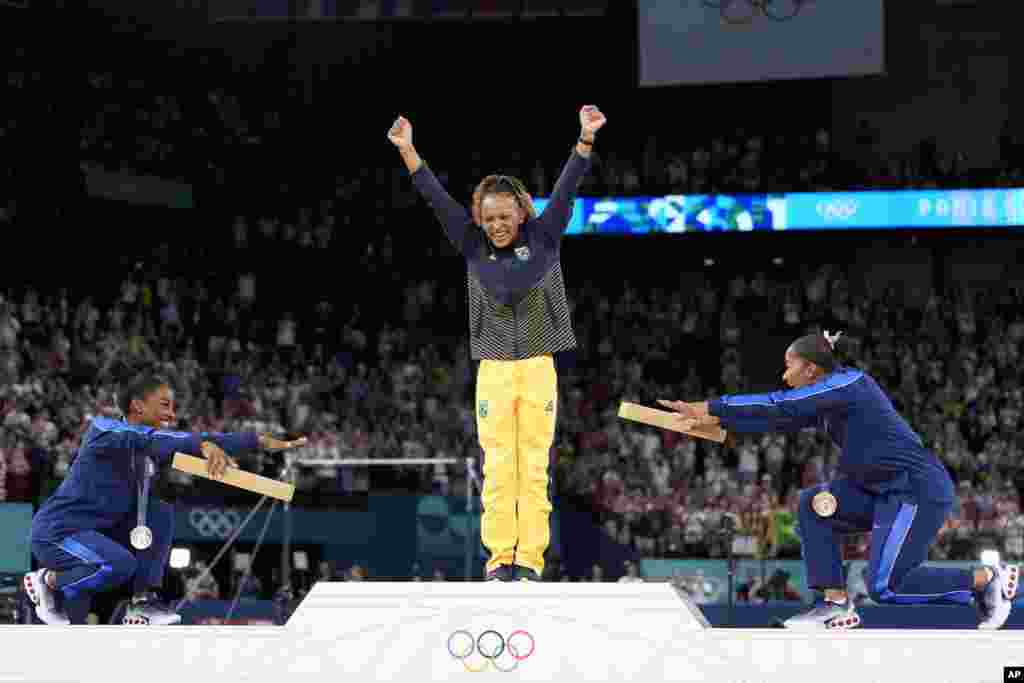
811, 491, 838, 517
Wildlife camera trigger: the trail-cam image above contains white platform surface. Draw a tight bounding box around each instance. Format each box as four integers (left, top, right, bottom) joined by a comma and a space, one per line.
1, 582, 1021, 682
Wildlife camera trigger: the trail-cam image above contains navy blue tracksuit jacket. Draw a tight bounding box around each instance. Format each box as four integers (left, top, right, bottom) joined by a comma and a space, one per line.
709, 366, 954, 503
31, 417, 259, 541
709, 367, 975, 603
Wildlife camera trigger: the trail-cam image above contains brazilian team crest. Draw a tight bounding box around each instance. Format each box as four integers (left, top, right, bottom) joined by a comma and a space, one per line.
545, 400, 554, 415
479, 400, 488, 418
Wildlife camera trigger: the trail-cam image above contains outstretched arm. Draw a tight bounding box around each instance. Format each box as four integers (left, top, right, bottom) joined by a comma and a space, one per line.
536, 106, 607, 240
388, 115, 481, 257
196, 433, 308, 477
659, 371, 859, 431
657, 401, 820, 434
200, 432, 306, 457
708, 372, 859, 423
117, 428, 307, 476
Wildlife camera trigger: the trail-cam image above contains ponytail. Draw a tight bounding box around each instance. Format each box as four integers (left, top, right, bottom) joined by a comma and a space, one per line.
790, 330, 845, 372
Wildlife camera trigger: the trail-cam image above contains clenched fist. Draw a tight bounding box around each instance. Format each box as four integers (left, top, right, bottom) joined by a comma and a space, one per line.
579, 105, 607, 138
387, 115, 413, 149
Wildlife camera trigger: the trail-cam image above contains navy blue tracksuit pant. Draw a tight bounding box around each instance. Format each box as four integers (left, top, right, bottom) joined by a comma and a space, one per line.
30, 500, 174, 622
799, 479, 974, 605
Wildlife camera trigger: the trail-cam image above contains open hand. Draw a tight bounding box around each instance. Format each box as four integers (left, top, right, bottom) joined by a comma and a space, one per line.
657, 399, 714, 430
387, 115, 413, 149
200, 441, 236, 478
657, 399, 707, 418
580, 105, 607, 138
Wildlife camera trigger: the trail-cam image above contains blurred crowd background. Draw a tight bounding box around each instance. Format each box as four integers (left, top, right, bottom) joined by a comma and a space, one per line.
2, 0, 1024, 620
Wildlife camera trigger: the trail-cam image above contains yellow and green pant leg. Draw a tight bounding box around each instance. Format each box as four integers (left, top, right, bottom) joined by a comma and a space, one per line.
476, 355, 557, 576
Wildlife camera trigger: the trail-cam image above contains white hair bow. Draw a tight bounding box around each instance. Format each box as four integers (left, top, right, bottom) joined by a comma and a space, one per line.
823, 330, 843, 350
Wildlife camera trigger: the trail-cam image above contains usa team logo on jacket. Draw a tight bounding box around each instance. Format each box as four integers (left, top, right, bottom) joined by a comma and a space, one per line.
515, 246, 531, 261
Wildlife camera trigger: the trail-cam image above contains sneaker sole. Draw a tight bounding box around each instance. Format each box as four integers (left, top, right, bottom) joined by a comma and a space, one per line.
1004, 565, 1019, 602
23, 573, 40, 608
826, 614, 862, 630
123, 615, 182, 626
783, 613, 862, 631
24, 572, 70, 626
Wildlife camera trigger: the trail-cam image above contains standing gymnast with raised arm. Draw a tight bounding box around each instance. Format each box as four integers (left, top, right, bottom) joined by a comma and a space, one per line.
389, 106, 606, 581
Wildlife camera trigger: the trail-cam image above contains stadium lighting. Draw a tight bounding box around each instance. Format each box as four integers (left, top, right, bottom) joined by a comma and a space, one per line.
169, 547, 191, 569
980, 549, 1000, 567
293, 551, 309, 571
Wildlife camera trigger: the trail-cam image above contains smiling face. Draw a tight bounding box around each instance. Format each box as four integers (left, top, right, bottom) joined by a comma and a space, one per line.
131, 384, 176, 430
480, 193, 525, 249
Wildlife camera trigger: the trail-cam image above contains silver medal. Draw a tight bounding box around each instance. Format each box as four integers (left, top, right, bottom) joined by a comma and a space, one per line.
130, 525, 153, 550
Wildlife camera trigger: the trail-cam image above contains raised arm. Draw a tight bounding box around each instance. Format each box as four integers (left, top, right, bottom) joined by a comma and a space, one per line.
535, 105, 607, 240
388, 115, 481, 257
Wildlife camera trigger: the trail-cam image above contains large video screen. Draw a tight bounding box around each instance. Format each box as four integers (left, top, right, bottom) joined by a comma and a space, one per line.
637, 0, 885, 87
533, 189, 1024, 234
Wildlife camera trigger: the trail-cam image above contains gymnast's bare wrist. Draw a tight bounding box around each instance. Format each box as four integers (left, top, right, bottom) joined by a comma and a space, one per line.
398, 144, 422, 173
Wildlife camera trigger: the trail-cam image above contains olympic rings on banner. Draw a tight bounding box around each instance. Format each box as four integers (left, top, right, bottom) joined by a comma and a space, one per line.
447, 629, 535, 672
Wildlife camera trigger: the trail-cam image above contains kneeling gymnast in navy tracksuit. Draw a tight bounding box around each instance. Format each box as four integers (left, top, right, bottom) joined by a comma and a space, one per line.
660, 331, 1019, 630
24, 371, 306, 625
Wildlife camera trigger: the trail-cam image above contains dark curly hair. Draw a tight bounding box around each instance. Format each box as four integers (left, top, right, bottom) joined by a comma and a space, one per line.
114, 366, 172, 418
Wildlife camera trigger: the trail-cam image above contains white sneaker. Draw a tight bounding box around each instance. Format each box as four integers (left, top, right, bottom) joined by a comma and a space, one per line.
977, 564, 1019, 630
783, 599, 861, 630
122, 594, 182, 626
23, 569, 70, 625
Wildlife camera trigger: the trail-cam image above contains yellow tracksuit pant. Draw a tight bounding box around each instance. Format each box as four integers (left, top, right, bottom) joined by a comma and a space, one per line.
476, 354, 557, 575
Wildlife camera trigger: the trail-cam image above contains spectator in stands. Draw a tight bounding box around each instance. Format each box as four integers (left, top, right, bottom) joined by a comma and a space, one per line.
618, 560, 644, 584
751, 569, 802, 602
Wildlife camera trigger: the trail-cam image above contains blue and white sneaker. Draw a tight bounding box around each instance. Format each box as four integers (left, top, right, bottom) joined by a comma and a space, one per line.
122, 593, 181, 626
783, 599, 861, 630
23, 569, 70, 625
977, 563, 1019, 630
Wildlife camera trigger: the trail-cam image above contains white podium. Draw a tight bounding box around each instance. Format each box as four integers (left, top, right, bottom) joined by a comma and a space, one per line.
1, 582, 1022, 682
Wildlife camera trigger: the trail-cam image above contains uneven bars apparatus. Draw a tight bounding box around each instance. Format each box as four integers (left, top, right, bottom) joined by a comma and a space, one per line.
169, 453, 300, 620
295, 407, 725, 582
276, 456, 479, 580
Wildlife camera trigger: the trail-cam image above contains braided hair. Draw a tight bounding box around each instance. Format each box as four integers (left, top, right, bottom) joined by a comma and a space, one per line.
471, 174, 538, 227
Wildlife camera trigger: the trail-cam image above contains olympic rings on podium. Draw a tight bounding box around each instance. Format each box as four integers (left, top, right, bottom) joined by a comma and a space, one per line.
447, 629, 535, 672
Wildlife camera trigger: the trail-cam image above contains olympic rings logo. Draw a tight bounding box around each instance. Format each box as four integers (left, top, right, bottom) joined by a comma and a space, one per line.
815, 199, 859, 222
189, 508, 240, 539
447, 630, 535, 672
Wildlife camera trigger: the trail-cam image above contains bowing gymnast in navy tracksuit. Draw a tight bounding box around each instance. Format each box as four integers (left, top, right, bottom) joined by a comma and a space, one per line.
660, 331, 1019, 630
24, 371, 306, 625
